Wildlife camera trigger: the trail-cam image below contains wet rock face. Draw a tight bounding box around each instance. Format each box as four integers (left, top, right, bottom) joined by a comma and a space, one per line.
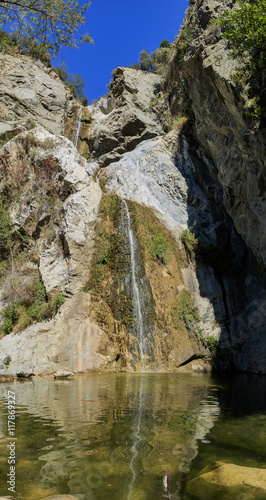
0, 52, 74, 136
85, 67, 163, 166
169, 0, 266, 273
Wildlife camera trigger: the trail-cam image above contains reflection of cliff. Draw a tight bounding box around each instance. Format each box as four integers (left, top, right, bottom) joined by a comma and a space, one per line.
0, 375, 219, 499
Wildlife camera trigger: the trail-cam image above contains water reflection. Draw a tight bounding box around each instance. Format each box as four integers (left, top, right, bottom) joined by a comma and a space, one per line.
127, 377, 144, 500
183, 374, 266, 499
1, 373, 263, 500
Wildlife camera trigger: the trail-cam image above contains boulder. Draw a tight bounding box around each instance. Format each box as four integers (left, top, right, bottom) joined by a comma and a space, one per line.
186, 462, 266, 499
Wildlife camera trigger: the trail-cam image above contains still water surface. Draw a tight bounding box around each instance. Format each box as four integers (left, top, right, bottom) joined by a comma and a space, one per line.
0, 373, 265, 499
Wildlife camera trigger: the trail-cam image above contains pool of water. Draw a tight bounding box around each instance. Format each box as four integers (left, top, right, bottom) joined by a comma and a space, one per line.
0, 372, 265, 499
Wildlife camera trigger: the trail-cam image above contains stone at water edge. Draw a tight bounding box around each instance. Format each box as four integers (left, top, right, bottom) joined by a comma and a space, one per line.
186, 462, 266, 499
53, 371, 74, 379
0, 496, 16, 500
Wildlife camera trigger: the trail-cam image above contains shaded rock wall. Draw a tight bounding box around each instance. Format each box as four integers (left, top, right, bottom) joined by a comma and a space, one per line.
168, 0, 266, 273
166, 0, 266, 372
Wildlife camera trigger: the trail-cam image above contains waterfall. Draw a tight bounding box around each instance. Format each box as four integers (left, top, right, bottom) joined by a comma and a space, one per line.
122, 199, 146, 371
72, 107, 82, 149
96, 168, 103, 185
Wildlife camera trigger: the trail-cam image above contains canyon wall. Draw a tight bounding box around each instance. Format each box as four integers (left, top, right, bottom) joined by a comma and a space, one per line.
0, 0, 265, 375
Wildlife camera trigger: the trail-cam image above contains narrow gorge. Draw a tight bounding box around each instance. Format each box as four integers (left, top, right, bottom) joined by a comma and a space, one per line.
0, 0, 265, 378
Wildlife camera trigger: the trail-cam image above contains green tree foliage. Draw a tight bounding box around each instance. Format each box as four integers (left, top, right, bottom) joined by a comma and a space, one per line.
139, 48, 157, 72
160, 39, 171, 48
0, 0, 93, 57
131, 41, 173, 75
0, 27, 51, 63
54, 64, 86, 99
217, 0, 266, 83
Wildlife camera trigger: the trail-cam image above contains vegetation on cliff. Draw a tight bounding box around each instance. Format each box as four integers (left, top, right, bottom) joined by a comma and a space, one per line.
217, 0, 266, 115
0, 29, 88, 102
130, 39, 173, 77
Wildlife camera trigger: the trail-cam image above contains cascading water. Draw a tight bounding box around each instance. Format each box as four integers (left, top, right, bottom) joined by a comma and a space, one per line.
72, 107, 83, 149
122, 199, 146, 371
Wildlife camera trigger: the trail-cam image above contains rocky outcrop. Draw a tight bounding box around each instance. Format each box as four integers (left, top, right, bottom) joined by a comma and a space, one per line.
84, 67, 163, 165
0, 52, 74, 136
0, 292, 121, 375
0, 126, 100, 298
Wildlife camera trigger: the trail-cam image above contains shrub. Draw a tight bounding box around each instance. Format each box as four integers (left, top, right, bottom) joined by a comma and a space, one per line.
180, 228, 198, 255
130, 41, 173, 75
53, 293, 65, 311
152, 236, 167, 264
207, 335, 219, 352
2, 302, 19, 335
171, 290, 200, 331
160, 39, 171, 48
217, 0, 266, 80
54, 65, 87, 101
26, 301, 42, 321
217, 0, 266, 114
0, 200, 13, 259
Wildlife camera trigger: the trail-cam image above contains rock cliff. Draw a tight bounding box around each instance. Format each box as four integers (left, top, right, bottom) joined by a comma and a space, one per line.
170, 0, 266, 274
0, 0, 266, 375
165, 0, 266, 372
0, 52, 76, 137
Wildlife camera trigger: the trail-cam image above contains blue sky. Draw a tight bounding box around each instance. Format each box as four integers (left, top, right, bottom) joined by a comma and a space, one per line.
57, 0, 189, 103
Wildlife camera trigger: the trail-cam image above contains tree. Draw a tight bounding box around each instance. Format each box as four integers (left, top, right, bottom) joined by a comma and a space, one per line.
160, 39, 171, 48
0, 0, 93, 56
54, 63, 86, 99
139, 49, 157, 72
217, 0, 266, 82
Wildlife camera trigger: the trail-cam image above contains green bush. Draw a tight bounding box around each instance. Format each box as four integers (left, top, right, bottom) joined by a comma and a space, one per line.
53, 293, 65, 311
130, 40, 173, 75
54, 65, 87, 100
0, 200, 13, 259
160, 39, 171, 48
0, 29, 51, 65
180, 228, 198, 255
217, 0, 266, 114
26, 301, 42, 321
152, 236, 167, 264
2, 302, 19, 335
1, 289, 66, 335
207, 336, 219, 352
217, 0, 266, 79
171, 290, 200, 331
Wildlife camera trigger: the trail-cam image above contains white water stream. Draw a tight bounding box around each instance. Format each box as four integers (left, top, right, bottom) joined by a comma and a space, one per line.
122, 199, 146, 371
73, 107, 83, 149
